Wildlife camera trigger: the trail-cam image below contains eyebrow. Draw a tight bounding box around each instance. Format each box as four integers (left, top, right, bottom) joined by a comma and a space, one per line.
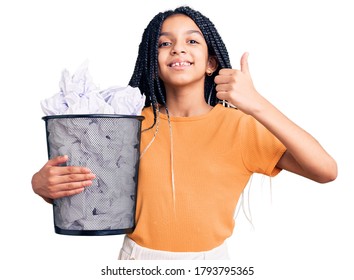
159, 30, 203, 37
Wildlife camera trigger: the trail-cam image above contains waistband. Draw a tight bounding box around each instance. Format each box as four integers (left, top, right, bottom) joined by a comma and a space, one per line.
119, 236, 229, 260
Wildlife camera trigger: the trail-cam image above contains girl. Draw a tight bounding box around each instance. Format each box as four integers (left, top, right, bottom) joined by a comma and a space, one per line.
31, 6, 337, 260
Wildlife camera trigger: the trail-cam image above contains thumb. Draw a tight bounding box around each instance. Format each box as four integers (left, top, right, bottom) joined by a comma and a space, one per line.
240, 52, 250, 74
47, 155, 68, 167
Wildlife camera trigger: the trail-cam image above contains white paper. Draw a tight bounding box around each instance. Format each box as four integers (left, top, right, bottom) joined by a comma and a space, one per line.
41, 61, 146, 116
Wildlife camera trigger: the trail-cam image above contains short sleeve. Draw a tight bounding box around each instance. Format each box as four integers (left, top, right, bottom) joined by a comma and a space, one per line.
240, 115, 287, 176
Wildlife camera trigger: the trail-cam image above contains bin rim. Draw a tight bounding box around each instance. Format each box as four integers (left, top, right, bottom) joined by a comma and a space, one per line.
42, 114, 145, 121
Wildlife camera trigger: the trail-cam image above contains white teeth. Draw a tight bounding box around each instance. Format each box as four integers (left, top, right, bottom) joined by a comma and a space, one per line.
171, 62, 191, 67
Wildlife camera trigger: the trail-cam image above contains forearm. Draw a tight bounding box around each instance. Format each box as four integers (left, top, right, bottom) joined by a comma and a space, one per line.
249, 94, 337, 182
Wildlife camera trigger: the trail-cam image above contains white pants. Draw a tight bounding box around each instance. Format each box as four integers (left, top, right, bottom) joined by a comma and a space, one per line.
118, 236, 230, 260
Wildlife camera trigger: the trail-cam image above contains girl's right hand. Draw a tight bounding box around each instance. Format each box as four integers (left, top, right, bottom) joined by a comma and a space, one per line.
31, 155, 96, 203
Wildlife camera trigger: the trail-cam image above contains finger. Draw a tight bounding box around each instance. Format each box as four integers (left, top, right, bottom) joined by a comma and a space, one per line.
49, 185, 86, 199
216, 91, 228, 100
61, 179, 94, 190
214, 70, 236, 85
55, 187, 85, 199
64, 165, 94, 175
218, 68, 235, 76
47, 178, 94, 198
57, 172, 96, 185
240, 52, 250, 74
215, 83, 233, 93
46, 156, 93, 176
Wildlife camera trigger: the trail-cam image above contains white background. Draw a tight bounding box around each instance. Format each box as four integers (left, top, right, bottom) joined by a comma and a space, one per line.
1, 0, 353, 279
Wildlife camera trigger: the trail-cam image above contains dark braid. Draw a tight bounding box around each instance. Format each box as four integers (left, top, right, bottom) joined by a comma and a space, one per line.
128, 6, 232, 128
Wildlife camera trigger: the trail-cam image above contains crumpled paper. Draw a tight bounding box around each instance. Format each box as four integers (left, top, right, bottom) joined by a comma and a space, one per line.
41, 61, 146, 115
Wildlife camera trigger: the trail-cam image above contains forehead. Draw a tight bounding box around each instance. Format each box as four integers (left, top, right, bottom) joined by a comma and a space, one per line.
161, 14, 201, 33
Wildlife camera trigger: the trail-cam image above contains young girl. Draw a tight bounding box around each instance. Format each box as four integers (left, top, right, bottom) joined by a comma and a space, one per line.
31, 6, 337, 260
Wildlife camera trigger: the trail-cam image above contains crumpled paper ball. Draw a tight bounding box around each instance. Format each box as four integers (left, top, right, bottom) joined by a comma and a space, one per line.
41, 61, 146, 116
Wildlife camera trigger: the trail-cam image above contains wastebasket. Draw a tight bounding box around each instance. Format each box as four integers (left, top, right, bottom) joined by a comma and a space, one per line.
43, 114, 144, 236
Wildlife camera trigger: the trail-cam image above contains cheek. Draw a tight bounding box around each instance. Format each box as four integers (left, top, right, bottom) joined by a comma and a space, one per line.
157, 59, 163, 77
157, 52, 165, 69
157, 64, 167, 83
196, 49, 210, 67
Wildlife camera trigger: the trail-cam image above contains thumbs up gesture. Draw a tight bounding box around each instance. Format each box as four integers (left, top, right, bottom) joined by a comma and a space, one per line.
215, 52, 262, 115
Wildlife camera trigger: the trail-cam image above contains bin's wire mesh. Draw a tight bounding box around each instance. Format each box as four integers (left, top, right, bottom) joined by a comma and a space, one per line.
43, 115, 143, 235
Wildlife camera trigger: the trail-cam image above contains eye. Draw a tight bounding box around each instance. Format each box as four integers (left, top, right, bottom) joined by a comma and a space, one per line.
188, 39, 199, 44
158, 41, 171, 48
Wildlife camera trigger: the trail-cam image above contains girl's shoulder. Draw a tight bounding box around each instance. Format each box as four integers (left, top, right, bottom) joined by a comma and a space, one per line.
213, 103, 246, 120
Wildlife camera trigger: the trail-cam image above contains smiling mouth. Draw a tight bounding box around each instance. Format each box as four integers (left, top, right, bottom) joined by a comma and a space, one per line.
169, 61, 192, 67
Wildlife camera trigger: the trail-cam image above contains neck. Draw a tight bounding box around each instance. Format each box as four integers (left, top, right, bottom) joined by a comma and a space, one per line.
162, 86, 212, 117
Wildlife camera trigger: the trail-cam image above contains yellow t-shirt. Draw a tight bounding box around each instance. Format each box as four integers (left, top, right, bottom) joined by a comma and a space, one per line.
128, 104, 286, 252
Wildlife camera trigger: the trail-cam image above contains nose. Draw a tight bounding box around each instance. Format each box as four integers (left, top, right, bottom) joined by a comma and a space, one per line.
171, 42, 186, 55
172, 49, 186, 55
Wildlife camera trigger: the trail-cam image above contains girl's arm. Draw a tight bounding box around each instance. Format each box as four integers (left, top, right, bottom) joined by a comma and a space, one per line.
214, 52, 337, 183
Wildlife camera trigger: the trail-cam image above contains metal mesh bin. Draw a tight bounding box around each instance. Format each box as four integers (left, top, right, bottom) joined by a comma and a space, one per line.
43, 114, 144, 236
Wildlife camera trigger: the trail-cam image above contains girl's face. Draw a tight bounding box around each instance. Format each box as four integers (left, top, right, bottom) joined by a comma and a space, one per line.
157, 14, 215, 89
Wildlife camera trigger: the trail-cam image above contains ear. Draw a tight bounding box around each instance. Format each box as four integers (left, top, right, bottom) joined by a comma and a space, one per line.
206, 56, 218, 75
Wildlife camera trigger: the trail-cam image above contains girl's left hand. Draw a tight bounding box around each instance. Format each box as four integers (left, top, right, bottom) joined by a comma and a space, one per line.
214, 52, 263, 115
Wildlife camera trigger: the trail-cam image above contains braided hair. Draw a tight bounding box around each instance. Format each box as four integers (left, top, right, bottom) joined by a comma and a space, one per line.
129, 6, 232, 128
